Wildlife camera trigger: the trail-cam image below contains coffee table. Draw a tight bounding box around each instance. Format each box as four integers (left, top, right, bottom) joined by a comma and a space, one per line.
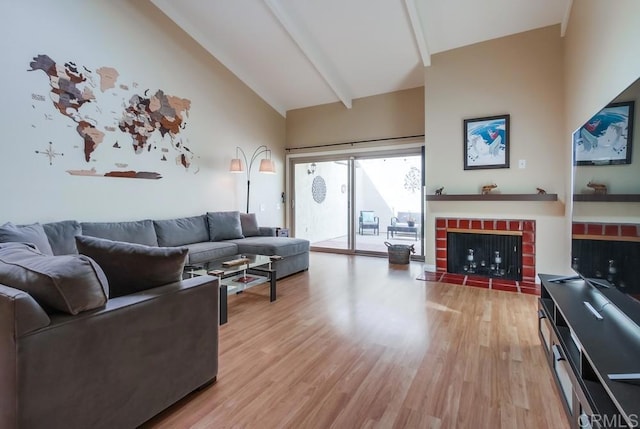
387, 225, 419, 240
184, 254, 278, 325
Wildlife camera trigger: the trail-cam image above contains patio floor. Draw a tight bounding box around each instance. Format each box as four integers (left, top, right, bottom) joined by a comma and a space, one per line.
311, 228, 422, 254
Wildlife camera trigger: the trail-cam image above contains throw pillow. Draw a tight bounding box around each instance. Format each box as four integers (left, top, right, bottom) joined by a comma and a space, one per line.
0, 222, 54, 255
207, 211, 244, 241
0, 242, 108, 315
240, 213, 260, 237
75, 235, 188, 298
43, 220, 82, 255
153, 215, 209, 247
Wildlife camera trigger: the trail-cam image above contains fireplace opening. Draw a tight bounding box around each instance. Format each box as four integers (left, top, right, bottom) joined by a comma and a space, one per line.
447, 232, 522, 281
572, 238, 640, 297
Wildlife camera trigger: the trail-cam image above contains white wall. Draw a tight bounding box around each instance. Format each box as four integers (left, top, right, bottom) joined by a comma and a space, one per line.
0, 0, 285, 226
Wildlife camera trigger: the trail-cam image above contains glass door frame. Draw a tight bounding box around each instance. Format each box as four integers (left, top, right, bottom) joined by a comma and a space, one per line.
288, 154, 354, 255
286, 144, 425, 261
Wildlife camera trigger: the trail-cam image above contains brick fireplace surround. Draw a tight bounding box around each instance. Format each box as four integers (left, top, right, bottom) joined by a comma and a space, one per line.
572, 221, 640, 239
428, 217, 540, 295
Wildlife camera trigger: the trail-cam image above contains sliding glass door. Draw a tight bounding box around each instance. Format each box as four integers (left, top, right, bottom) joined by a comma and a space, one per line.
354, 155, 423, 254
293, 159, 351, 251
290, 148, 424, 259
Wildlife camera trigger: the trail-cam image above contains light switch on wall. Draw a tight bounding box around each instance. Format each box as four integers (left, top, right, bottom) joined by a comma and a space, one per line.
518, 159, 526, 169
260, 204, 265, 212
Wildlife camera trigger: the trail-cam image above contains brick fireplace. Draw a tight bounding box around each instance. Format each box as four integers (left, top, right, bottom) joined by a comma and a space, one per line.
572, 221, 640, 239
572, 221, 640, 288
432, 217, 539, 295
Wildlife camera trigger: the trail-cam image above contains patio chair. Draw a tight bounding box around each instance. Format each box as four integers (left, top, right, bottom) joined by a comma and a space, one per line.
359, 211, 379, 235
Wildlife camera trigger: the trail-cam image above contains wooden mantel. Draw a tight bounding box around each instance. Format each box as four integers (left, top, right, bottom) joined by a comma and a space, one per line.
573, 194, 640, 202
426, 193, 558, 202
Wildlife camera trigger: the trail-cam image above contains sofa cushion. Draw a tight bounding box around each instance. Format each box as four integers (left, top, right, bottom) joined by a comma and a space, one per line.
239, 213, 260, 237
153, 215, 209, 247
184, 241, 239, 264
207, 211, 244, 241
0, 222, 54, 255
230, 237, 310, 258
80, 220, 158, 246
0, 242, 108, 315
75, 235, 188, 298
43, 220, 82, 255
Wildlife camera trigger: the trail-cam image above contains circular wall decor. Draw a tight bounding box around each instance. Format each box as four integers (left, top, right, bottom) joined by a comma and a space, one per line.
312, 175, 327, 203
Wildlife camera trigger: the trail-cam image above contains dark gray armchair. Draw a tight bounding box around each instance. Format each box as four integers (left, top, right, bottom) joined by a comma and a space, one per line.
359, 210, 379, 235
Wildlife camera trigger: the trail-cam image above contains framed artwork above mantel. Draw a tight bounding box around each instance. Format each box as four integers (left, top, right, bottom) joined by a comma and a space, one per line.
463, 114, 510, 170
573, 101, 635, 166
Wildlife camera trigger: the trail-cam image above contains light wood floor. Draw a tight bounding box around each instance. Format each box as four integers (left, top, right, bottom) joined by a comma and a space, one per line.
143, 252, 569, 429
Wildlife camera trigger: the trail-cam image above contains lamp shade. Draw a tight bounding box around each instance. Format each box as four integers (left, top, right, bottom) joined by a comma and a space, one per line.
229, 158, 244, 172
259, 159, 276, 174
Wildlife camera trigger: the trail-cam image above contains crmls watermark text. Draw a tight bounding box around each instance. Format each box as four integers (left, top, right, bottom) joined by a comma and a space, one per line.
579, 413, 639, 428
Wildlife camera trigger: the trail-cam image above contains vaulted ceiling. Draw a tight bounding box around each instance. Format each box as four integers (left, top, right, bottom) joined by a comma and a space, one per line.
151, 0, 572, 116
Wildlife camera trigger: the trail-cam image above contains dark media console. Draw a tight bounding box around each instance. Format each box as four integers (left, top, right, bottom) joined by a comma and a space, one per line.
538, 274, 640, 428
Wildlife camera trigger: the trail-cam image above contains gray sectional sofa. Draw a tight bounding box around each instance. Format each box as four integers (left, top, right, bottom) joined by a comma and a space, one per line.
150, 212, 310, 279
49, 211, 309, 279
0, 211, 309, 428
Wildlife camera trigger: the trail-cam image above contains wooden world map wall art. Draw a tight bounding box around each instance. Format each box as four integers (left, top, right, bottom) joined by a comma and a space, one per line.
28, 54, 198, 179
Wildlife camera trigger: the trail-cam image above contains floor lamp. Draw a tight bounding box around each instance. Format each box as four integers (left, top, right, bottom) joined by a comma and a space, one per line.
229, 145, 276, 213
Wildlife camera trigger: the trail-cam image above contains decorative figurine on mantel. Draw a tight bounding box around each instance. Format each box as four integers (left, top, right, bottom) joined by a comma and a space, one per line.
587, 181, 608, 195
536, 187, 547, 195
481, 183, 497, 194
435, 186, 444, 195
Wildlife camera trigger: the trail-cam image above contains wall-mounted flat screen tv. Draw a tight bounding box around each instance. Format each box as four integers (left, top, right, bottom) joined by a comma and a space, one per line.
571, 76, 640, 327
